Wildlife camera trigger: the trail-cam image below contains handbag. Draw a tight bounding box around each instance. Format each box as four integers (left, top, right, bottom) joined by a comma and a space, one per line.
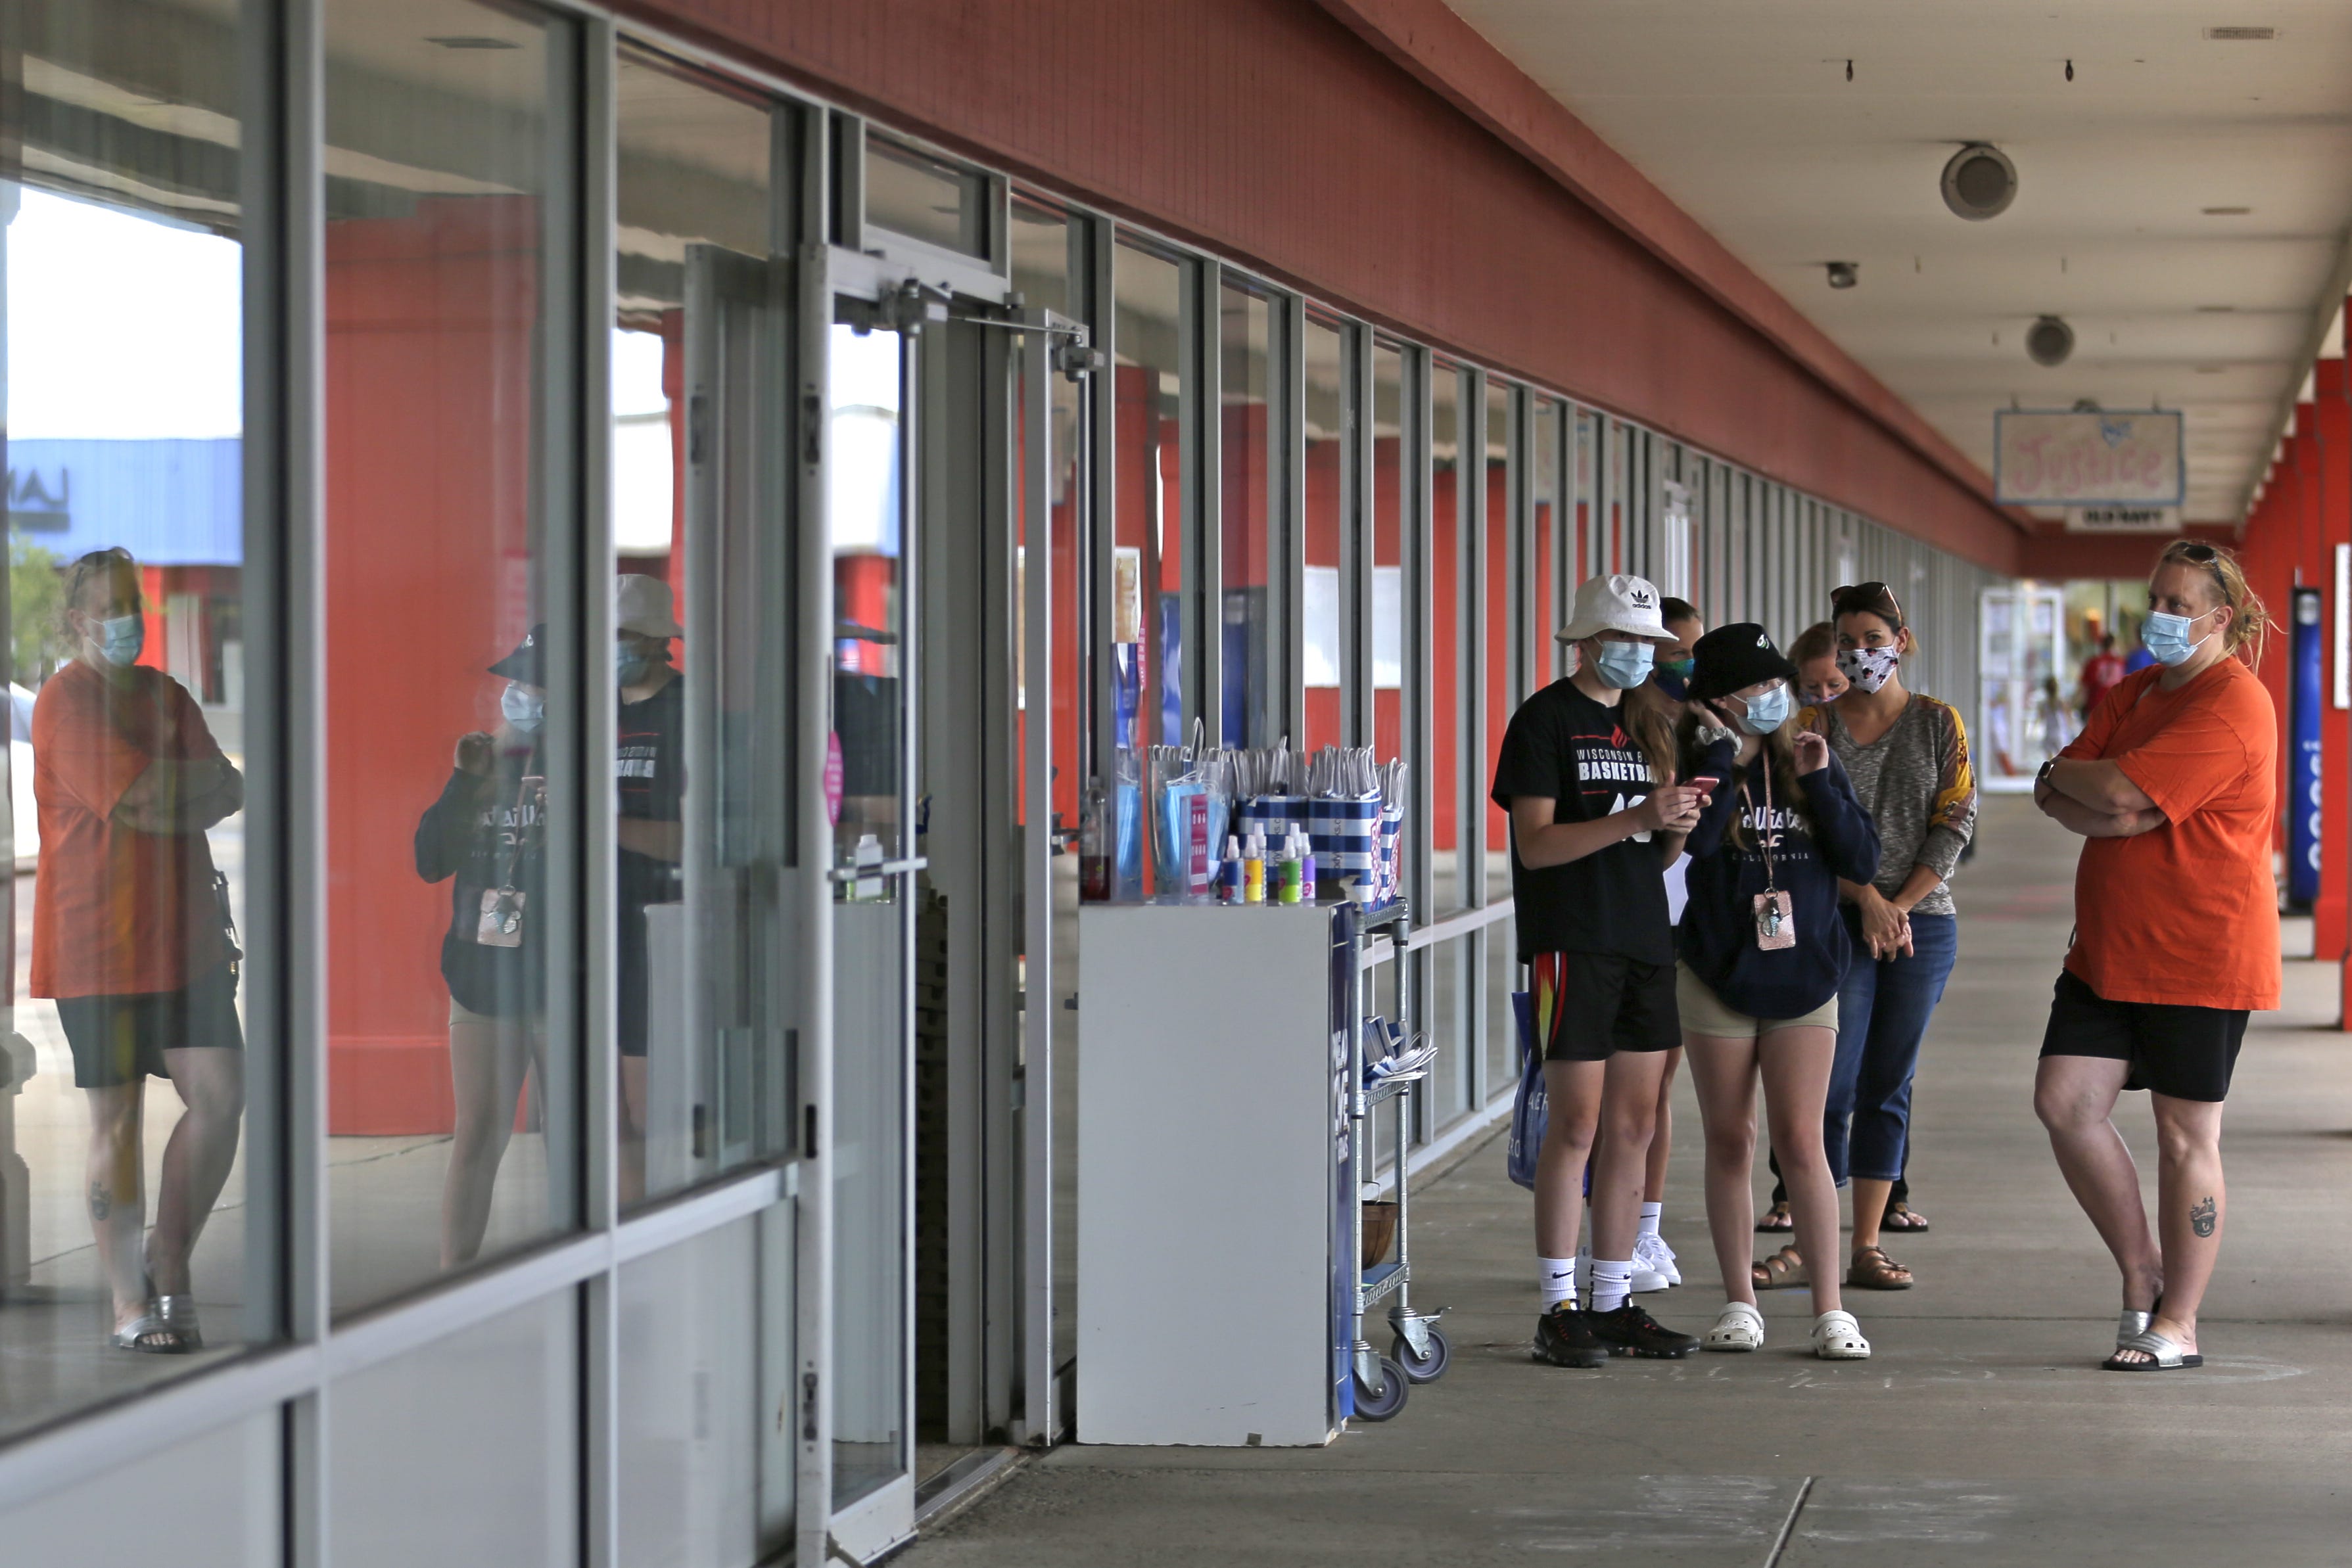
1505, 990, 1545, 1190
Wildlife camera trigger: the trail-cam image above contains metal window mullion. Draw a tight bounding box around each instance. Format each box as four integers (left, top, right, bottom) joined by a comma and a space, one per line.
1461, 375, 1488, 1113
575, 18, 621, 1568
1279, 294, 1307, 749
1342, 323, 1373, 747
1084, 216, 1117, 807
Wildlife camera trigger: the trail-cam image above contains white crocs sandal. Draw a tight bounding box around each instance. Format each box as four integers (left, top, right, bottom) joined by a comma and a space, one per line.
1812, 1308, 1870, 1360
1704, 1300, 1764, 1352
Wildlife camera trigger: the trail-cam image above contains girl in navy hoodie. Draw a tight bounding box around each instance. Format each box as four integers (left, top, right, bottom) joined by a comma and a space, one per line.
1674, 624, 1881, 1360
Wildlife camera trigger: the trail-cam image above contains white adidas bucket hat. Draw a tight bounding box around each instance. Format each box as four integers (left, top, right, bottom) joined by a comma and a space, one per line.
1556, 572, 1670, 644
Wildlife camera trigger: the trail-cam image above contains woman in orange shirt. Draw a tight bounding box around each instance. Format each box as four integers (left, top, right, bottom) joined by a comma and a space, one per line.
2033, 539, 2278, 1372
32, 549, 246, 1354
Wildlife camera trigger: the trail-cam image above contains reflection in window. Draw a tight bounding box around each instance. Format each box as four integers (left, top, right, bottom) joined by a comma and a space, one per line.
1484, 379, 1513, 904
1, 0, 255, 1437
1219, 283, 1273, 747
864, 135, 988, 260
1301, 313, 1345, 752
1372, 340, 1404, 764
1109, 240, 1187, 895
323, 0, 576, 1314
1430, 361, 1463, 916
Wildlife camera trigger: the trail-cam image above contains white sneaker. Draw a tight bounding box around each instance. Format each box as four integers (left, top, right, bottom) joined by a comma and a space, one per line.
1634, 1230, 1680, 1288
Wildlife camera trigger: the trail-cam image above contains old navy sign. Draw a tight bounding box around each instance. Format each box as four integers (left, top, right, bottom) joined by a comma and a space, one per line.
1995, 410, 2184, 507
6, 465, 71, 532
2063, 504, 2181, 534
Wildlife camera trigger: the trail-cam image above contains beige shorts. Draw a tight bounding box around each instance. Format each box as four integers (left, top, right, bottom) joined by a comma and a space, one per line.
1675, 961, 1839, 1039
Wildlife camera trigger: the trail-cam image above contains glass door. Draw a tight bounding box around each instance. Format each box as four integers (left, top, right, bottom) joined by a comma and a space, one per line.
807, 251, 926, 1563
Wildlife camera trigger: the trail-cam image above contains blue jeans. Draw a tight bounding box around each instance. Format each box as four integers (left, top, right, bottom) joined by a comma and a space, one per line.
1824, 908, 1958, 1186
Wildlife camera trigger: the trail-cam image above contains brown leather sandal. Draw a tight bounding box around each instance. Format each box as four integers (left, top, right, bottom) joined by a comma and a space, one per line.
1752, 1244, 1806, 1290
1846, 1245, 1914, 1290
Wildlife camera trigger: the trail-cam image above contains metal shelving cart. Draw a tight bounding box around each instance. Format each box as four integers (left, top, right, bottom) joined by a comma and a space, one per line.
1337, 898, 1449, 1422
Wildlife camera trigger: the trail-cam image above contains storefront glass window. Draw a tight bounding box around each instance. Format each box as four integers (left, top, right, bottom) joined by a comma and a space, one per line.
1430, 361, 1464, 917
0, 0, 262, 1435
1482, 377, 1512, 906
1301, 313, 1346, 754
1219, 281, 1273, 748
323, 0, 579, 1313
611, 44, 790, 1205
1371, 340, 1405, 768
1110, 239, 1187, 894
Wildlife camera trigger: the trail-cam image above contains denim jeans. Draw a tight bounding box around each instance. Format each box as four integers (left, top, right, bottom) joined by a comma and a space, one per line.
1824, 908, 1958, 1186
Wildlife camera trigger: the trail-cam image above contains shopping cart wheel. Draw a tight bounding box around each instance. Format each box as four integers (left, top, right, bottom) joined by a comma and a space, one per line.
1394, 1326, 1450, 1384
1352, 1356, 1409, 1421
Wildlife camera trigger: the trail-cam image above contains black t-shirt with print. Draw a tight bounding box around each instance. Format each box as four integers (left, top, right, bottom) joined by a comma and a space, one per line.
617, 674, 686, 913
1490, 678, 1672, 965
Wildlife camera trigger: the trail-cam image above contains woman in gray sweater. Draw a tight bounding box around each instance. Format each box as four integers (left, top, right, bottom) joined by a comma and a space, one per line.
1789, 582, 1976, 1293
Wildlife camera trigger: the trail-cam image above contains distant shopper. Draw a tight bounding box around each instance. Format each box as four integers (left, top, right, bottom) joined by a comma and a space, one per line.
1494, 574, 1705, 1368
1674, 623, 1880, 1360
1614, 595, 1705, 1292
1805, 582, 1973, 1292
419, 626, 550, 1269
2077, 632, 2127, 720
2034, 540, 2278, 1371
615, 574, 685, 1205
2123, 632, 2156, 675
34, 547, 245, 1354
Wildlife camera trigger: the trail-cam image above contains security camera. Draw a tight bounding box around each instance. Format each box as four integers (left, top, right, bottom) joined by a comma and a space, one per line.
2027, 315, 2075, 367
1825, 261, 1859, 289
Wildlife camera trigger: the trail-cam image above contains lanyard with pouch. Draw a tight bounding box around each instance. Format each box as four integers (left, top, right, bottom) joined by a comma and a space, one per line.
1744, 759, 1795, 951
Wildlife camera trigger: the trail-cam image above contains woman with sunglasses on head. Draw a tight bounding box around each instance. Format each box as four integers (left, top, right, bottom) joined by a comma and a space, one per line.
2033, 540, 2277, 1371
1674, 624, 1880, 1358
1787, 584, 1976, 1294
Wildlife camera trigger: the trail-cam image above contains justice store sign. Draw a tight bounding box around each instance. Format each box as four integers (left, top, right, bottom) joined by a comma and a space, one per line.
1994, 410, 2184, 507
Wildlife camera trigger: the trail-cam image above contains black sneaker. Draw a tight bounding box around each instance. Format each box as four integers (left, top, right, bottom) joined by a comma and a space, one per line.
1584, 1302, 1699, 1359
1532, 1304, 1607, 1369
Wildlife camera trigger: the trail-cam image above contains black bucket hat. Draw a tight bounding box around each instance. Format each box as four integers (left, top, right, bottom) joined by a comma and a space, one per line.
1687, 622, 1799, 703
488, 623, 547, 684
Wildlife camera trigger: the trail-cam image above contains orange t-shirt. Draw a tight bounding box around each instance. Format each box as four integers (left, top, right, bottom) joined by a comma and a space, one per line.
2060, 658, 2278, 1010
30, 661, 229, 1000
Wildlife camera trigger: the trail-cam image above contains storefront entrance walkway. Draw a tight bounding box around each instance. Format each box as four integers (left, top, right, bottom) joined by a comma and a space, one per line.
914, 795, 2352, 1566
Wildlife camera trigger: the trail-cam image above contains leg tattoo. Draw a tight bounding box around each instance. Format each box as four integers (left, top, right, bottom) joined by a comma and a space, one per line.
2190, 1196, 2217, 1238
89, 1181, 112, 1222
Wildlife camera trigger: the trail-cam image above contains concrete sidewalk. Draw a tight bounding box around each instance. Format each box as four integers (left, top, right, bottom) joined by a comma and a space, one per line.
914, 795, 2352, 1566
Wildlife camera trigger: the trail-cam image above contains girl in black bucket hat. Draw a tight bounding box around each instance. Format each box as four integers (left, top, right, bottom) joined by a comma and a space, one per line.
1674, 623, 1882, 1359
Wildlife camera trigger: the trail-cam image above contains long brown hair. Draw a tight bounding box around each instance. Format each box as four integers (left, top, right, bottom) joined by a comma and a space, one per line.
1676, 707, 1812, 851
2156, 538, 2272, 669
1619, 679, 1681, 784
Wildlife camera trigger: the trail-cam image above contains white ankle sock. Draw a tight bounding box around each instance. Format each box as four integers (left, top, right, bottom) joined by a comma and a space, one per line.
1590, 1259, 1635, 1314
1639, 1203, 1663, 1238
1539, 1256, 1577, 1308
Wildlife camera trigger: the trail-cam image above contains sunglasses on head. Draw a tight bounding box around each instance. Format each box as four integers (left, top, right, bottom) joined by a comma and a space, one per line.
2171, 542, 2220, 564
1832, 581, 1904, 622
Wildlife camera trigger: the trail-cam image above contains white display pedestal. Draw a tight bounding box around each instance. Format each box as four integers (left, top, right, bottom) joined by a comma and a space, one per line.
1076, 902, 1341, 1447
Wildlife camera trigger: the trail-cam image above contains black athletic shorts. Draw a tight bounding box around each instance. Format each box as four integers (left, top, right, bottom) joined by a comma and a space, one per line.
2037, 968, 2246, 1103
55, 965, 245, 1090
1531, 950, 1680, 1062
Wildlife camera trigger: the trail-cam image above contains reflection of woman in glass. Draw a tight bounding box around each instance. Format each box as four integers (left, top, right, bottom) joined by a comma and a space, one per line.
614, 576, 684, 1204
32, 548, 245, 1353
417, 628, 547, 1268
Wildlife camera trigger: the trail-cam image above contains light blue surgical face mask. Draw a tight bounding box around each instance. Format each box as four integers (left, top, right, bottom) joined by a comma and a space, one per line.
2142, 609, 2211, 668
617, 643, 654, 687
1737, 683, 1791, 735
501, 682, 545, 733
96, 613, 144, 668
1592, 641, 1655, 691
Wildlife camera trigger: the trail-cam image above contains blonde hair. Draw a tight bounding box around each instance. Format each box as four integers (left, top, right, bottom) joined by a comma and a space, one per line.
1674, 708, 1810, 852
1787, 621, 1836, 667
2156, 539, 2271, 669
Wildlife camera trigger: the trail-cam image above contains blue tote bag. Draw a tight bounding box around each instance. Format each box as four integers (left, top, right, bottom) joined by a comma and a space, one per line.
1505, 990, 1545, 1189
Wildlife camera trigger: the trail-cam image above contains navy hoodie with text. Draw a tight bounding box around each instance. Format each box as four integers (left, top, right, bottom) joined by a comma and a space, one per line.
1678, 736, 1881, 1020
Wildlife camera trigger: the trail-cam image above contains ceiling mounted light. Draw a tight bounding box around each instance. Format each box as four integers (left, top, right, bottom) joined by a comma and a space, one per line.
2025, 315, 2074, 367
1825, 261, 1859, 289
427, 34, 519, 48
2204, 26, 2276, 40
2201, 206, 2251, 216
1940, 144, 2017, 221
